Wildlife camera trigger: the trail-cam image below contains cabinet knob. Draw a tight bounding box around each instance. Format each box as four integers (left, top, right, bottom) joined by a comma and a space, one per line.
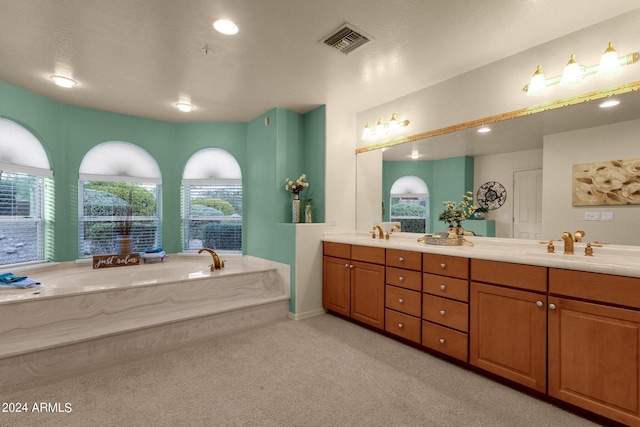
350, 264, 354, 268
440, 284, 446, 291
440, 263, 446, 269
549, 303, 557, 310
399, 276, 404, 282
399, 257, 405, 262
439, 310, 446, 316
439, 338, 446, 344
536, 301, 543, 307
344, 264, 349, 268
398, 323, 404, 329
398, 298, 404, 304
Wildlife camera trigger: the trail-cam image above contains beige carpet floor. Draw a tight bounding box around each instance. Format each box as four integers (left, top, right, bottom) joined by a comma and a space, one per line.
0, 313, 598, 427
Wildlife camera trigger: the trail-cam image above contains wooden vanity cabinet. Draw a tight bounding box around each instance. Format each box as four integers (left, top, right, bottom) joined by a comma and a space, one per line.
421, 254, 470, 362
548, 269, 640, 426
384, 249, 422, 343
322, 242, 385, 330
469, 260, 547, 393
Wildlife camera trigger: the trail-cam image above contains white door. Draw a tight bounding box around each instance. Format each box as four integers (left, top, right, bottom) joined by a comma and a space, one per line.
513, 169, 543, 240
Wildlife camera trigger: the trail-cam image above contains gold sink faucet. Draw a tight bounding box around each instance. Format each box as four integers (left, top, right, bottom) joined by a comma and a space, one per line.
371, 225, 384, 239
561, 232, 574, 254
574, 230, 585, 242
198, 247, 225, 270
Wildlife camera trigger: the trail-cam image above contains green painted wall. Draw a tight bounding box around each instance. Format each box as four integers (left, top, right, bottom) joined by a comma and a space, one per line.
383, 156, 474, 233
0, 80, 326, 313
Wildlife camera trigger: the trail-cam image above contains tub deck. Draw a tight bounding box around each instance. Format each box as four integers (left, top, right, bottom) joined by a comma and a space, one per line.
0, 255, 290, 387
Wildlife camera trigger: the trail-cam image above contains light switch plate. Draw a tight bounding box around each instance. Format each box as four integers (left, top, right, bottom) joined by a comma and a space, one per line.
584, 212, 600, 221
601, 212, 614, 221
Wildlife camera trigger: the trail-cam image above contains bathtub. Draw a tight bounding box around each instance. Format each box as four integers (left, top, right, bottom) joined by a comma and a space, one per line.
0, 255, 290, 387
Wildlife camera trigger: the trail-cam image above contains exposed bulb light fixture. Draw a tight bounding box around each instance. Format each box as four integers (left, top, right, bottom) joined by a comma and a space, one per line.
524, 42, 638, 96
361, 113, 409, 139
50, 75, 77, 88
176, 102, 194, 112
213, 19, 239, 35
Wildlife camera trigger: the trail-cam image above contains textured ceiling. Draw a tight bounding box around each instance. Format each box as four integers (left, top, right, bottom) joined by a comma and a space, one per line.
0, 0, 639, 123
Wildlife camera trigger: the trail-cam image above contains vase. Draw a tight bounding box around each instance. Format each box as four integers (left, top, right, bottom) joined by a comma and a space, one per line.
473, 211, 487, 220
115, 234, 133, 254
292, 195, 301, 223
455, 222, 465, 236
305, 202, 312, 223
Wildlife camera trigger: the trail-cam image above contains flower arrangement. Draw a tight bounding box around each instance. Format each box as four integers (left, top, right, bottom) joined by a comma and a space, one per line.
438, 191, 478, 226
284, 174, 309, 197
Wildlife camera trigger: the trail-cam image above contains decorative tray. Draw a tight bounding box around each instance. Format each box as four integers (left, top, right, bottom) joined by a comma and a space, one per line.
417, 234, 473, 246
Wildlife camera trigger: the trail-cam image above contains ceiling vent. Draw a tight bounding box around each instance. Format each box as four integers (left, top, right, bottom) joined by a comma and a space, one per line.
321, 23, 372, 54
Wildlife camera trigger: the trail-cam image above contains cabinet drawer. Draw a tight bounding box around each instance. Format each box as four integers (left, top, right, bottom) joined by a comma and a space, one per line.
422, 294, 469, 332
386, 285, 421, 317
386, 267, 421, 291
423, 254, 469, 279
385, 309, 421, 343
422, 321, 468, 362
352, 245, 385, 264
471, 259, 547, 293
549, 268, 640, 309
423, 273, 469, 302
386, 249, 422, 271
323, 242, 350, 259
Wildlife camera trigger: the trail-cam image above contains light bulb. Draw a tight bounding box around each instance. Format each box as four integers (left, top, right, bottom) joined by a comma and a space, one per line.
526, 65, 547, 96
560, 54, 583, 87
597, 42, 622, 77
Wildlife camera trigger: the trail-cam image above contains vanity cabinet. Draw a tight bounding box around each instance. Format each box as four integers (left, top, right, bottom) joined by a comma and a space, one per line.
384, 249, 422, 343
548, 268, 640, 426
322, 242, 385, 330
469, 260, 547, 393
421, 254, 470, 362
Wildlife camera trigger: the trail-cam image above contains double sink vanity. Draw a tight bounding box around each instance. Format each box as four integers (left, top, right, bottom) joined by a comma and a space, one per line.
322, 231, 640, 426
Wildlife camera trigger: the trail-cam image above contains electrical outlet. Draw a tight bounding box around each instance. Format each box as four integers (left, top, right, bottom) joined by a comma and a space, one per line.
601, 212, 614, 221
584, 212, 600, 221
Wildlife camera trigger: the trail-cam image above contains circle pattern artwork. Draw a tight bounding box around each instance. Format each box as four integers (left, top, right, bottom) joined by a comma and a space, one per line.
476, 181, 507, 210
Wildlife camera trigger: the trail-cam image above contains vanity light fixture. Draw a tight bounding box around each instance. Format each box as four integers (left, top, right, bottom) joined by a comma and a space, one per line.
213, 19, 239, 35
524, 42, 638, 96
176, 102, 194, 112
361, 113, 409, 139
50, 75, 77, 88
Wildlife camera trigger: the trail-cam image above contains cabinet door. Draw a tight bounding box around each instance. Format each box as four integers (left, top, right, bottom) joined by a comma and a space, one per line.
549, 297, 640, 426
470, 282, 547, 392
351, 260, 385, 329
322, 256, 351, 317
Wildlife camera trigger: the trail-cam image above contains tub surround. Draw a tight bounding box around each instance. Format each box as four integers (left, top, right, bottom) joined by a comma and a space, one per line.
0, 255, 289, 387
322, 231, 640, 278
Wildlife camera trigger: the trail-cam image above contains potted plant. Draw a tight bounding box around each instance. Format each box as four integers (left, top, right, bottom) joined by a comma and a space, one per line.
473, 206, 488, 220
114, 191, 134, 254
438, 191, 478, 235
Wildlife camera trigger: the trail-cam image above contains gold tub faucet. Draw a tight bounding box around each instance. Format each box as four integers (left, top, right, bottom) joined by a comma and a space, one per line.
198, 247, 225, 271
574, 230, 586, 242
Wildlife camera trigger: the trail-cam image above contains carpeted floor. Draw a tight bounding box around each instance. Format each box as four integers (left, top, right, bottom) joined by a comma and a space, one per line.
0, 314, 597, 426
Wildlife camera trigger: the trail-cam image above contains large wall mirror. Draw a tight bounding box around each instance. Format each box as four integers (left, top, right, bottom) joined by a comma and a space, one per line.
356, 86, 640, 246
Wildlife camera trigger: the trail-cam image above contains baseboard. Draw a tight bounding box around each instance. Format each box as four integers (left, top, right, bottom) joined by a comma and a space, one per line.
288, 308, 326, 320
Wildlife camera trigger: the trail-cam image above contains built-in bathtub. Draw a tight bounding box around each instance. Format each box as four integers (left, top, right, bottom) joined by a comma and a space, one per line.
0, 255, 290, 387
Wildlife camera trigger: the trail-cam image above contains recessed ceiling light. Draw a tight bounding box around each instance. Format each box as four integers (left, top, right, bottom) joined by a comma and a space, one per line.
477, 126, 491, 133
213, 19, 239, 35
176, 102, 194, 112
599, 99, 620, 108
50, 75, 77, 88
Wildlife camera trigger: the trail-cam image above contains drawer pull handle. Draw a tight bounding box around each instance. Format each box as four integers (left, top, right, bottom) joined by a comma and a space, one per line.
440, 284, 446, 290
549, 303, 557, 310
398, 298, 404, 304
439, 338, 446, 344
399, 276, 404, 282
398, 323, 404, 329
399, 257, 405, 262
536, 301, 543, 307
440, 263, 446, 269
439, 310, 446, 316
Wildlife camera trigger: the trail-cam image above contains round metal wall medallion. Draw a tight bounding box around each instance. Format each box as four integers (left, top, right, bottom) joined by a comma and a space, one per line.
476, 181, 507, 210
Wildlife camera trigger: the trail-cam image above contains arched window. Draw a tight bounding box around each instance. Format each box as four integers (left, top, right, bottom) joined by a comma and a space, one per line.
390, 176, 429, 233
0, 118, 53, 266
182, 148, 242, 253
78, 142, 162, 257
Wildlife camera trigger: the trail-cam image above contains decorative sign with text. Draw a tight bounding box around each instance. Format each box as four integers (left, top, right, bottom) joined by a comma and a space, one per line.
92, 253, 140, 269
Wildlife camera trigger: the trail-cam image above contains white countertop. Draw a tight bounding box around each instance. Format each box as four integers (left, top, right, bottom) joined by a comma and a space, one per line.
322, 232, 640, 279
